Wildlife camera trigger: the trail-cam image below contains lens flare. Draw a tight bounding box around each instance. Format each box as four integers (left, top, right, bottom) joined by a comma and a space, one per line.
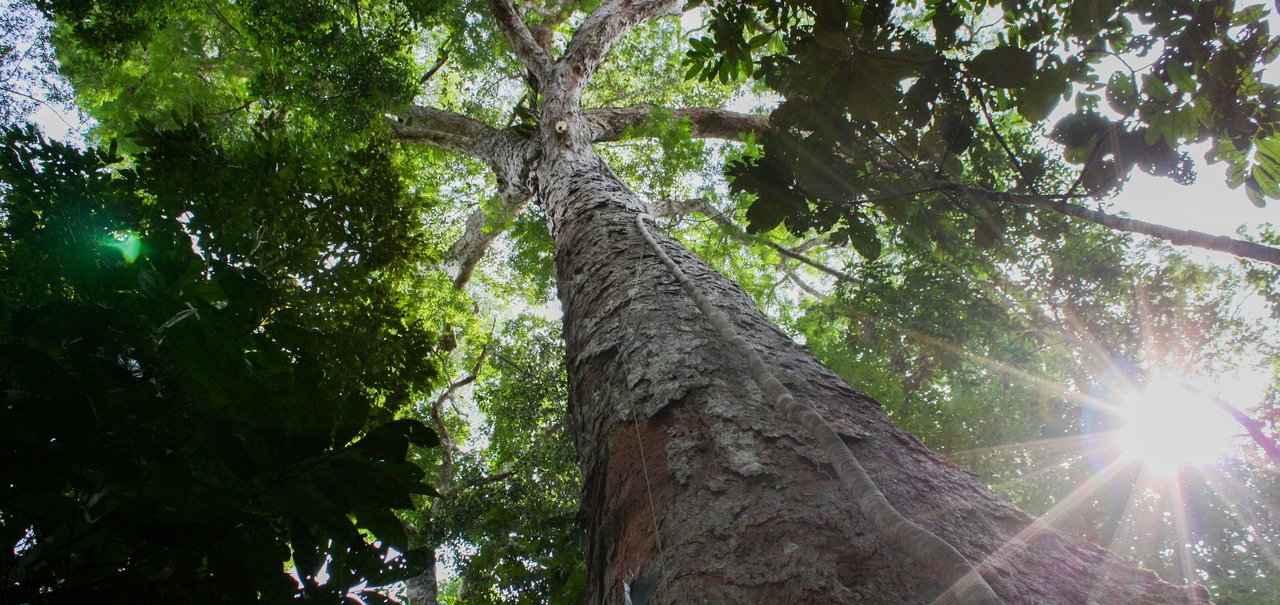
106, 231, 142, 263
1117, 376, 1239, 474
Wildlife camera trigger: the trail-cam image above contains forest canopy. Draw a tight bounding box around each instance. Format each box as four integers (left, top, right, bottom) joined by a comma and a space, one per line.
2, 0, 1279, 603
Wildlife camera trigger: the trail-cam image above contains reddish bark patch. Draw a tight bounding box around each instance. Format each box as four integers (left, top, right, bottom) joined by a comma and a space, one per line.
598, 410, 677, 595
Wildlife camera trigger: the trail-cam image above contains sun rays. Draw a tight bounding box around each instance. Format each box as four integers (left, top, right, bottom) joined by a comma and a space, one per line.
1113, 375, 1241, 475
938, 362, 1274, 599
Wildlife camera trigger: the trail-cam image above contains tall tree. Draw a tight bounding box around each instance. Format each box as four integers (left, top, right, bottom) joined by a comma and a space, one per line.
24, 0, 1280, 603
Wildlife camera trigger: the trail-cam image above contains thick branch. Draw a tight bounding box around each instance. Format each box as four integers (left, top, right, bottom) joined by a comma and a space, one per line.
939, 182, 1280, 266
528, 0, 573, 52
1212, 395, 1280, 469
582, 105, 769, 142
395, 105, 766, 288
390, 105, 539, 287
556, 0, 684, 102
388, 105, 504, 158
488, 0, 552, 78
447, 190, 533, 288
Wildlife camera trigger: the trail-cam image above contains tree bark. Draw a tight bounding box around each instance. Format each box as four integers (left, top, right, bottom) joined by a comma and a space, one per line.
395, 2, 1215, 602
403, 549, 438, 605
532, 142, 1205, 603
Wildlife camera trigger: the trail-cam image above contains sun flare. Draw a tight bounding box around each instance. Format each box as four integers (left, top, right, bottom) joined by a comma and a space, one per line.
1116, 375, 1240, 474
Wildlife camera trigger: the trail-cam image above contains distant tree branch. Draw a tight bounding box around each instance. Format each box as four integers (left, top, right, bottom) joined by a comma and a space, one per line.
935, 181, 1280, 266
448, 190, 534, 288
429, 349, 490, 496
971, 84, 1040, 195
778, 257, 828, 298
488, 0, 552, 79
558, 0, 684, 102
1211, 394, 1280, 469
856, 150, 1280, 265
418, 48, 450, 85
582, 105, 769, 142
651, 197, 857, 284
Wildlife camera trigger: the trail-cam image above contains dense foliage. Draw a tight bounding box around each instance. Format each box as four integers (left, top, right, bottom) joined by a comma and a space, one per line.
0, 122, 448, 602
691, 0, 1280, 254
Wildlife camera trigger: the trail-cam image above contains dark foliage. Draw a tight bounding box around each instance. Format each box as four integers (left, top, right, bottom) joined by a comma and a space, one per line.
0, 124, 440, 604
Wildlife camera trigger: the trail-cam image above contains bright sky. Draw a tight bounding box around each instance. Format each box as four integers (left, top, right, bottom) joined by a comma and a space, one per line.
1113, 148, 1280, 239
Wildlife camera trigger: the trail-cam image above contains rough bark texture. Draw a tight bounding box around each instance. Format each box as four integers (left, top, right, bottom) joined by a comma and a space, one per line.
393, 1, 1218, 602
403, 549, 438, 605
533, 143, 1205, 604
581, 106, 770, 142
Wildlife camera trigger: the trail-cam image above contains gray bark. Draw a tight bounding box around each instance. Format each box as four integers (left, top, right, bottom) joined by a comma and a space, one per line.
403, 549, 438, 604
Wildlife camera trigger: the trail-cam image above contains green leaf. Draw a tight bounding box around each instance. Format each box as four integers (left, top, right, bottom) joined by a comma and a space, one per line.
358, 418, 438, 461
353, 505, 409, 550
1069, 0, 1115, 38
1168, 62, 1195, 94
844, 212, 882, 261
744, 196, 789, 234
1106, 72, 1138, 115
1018, 69, 1068, 122
968, 46, 1035, 88
1232, 4, 1268, 26
1246, 177, 1268, 207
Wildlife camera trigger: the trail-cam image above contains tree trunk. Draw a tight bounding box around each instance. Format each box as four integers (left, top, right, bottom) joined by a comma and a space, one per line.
536, 146, 1205, 604
403, 549, 438, 604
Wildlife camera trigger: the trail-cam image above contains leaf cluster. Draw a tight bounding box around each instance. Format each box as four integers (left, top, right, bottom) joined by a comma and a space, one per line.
40, 0, 445, 141
697, 0, 1280, 259
426, 316, 585, 604
0, 123, 445, 603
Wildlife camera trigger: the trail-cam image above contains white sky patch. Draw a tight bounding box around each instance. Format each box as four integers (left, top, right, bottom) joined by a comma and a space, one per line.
1110, 148, 1280, 240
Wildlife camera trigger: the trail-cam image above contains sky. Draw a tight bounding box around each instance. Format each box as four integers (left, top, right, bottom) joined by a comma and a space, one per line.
1115, 147, 1279, 240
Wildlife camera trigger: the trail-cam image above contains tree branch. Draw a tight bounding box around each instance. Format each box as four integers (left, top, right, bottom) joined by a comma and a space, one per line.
528, 0, 573, 52
447, 189, 534, 288
393, 105, 767, 289
557, 0, 685, 102
428, 349, 490, 496
488, 0, 552, 79
390, 105, 544, 288
651, 198, 857, 284
935, 181, 1280, 266
778, 257, 828, 298
389, 105, 505, 158
419, 48, 450, 85
582, 105, 769, 142
1212, 394, 1280, 469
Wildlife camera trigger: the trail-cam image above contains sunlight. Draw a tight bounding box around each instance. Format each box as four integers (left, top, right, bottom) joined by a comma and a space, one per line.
1116, 375, 1239, 474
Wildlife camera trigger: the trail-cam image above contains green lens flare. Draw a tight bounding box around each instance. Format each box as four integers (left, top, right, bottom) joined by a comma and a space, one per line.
106, 231, 142, 263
